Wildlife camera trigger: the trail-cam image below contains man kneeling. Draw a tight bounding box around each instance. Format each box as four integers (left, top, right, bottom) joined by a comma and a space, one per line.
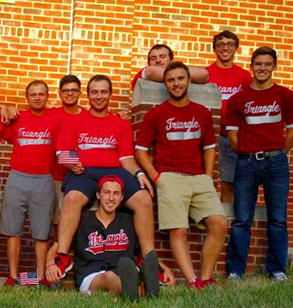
46, 175, 160, 300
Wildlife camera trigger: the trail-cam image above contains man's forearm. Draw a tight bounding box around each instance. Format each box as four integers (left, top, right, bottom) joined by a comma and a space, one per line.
285, 128, 293, 152
135, 150, 159, 181
203, 148, 215, 177
144, 66, 165, 81
120, 157, 142, 175
188, 67, 209, 84
228, 130, 238, 152
46, 242, 58, 265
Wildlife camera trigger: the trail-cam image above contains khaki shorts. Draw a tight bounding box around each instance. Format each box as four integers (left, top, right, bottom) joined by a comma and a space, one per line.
157, 172, 225, 230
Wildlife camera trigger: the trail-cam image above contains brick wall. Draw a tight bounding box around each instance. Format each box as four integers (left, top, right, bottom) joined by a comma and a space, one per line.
0, 0, 293, 279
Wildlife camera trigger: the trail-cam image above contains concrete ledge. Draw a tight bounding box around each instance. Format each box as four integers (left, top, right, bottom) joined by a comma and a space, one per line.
132, 79, 222, 108
223, 202, 267, 220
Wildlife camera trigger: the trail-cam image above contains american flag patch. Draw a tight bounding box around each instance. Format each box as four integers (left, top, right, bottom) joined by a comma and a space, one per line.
19, 271, 38, 286
58, 150, 80, 164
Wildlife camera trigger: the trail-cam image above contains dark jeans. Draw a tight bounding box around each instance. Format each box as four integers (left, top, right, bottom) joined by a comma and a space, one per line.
226, 151, 289, 276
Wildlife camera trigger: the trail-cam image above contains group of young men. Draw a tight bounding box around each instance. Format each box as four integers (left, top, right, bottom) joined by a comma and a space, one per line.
0, 30, 292, 299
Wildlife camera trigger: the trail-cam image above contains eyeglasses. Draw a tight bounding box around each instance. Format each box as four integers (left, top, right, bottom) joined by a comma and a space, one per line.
61, 88, 80, 94
215, 42, 236, 49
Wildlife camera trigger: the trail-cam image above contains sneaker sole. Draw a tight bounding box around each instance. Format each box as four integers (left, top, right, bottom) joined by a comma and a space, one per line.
60, 262, 73, 279
141, 250, 160, 297
118, 257, 139, 301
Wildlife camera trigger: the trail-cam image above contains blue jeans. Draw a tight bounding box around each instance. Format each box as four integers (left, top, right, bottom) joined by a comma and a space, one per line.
226, 151, 289, 276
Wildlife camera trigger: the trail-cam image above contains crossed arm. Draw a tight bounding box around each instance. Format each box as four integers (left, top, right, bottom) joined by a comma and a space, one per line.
144, 66, 209, 84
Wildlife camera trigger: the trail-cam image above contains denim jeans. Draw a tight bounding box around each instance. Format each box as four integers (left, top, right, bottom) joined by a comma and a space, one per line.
226, 151, 289, 276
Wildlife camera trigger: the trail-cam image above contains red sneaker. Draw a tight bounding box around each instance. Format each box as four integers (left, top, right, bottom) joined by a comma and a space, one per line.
158, 265, 170, 286
189, 278, 205, 290
201, 277, 216, 286
5, 275, 19, 287
54, 253, 73, 279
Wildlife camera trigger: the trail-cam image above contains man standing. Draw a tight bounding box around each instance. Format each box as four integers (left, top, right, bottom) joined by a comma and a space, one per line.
226, 47, 293, 281
135, 61, 227, 289
0, 80, 59, 286
131, 44, 209, 89
52, 75, 87, 226
54, 75, 155, 277
206, 30, 252, 203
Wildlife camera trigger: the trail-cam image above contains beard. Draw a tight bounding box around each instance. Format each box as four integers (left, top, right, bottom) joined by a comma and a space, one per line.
168, 88, 188, 101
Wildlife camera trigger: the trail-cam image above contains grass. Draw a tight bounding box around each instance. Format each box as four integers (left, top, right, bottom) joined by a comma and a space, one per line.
1, 272, 292, 308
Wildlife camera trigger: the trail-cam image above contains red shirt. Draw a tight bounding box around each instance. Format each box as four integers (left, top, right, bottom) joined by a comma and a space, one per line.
226, 84, 293, 153
57, 112, 134, 168
136, 100, 216, 175
206, 63, 252, 136
51, 107, 88, 181
1, 109, 59, 174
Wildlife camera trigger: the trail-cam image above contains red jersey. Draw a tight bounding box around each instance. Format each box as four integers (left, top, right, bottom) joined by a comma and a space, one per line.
56, 112, 134, 168
131, 68, 146, 90
135, 100, 216, 175
1, 109, 59, 174
206, 62, 252, 136
51, 107, 88, 181
226, 84, 293, 153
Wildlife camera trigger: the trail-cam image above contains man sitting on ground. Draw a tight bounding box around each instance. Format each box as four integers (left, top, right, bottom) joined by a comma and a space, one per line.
46, 175, 160, 300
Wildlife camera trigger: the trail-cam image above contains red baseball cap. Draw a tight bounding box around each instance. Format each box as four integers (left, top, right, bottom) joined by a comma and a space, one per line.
97, 175, 125, 192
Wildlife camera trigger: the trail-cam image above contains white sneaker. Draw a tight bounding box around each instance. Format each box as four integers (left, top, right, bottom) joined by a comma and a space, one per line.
270, 272, 287, 282
227, 272, 242, 281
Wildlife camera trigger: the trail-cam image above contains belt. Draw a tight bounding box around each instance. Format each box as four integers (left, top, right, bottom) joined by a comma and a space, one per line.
238, 150, 284, 161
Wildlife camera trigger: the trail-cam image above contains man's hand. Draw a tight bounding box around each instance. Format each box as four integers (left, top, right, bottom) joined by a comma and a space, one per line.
162, 266, 176, 287
46, 263, 62, 284
137, 173, 154, 198
65, 162, 84, 175
158, 260, 176, 287
1, 106, 9, 124
7, 106, 19, 120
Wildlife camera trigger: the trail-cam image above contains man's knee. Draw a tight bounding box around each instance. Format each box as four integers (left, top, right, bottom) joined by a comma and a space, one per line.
205, 215, 228, 235
169, 228, 188, 240
104, 271, 119, 282
62, 190, 88, 210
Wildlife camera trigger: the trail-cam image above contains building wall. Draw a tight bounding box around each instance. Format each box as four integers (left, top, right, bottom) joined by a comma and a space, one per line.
0, 0, 293, 278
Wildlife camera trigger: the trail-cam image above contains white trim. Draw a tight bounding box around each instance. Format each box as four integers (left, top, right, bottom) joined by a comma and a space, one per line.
119, 155, 134, 161
203, 143, 216, 150
226, 126, 239, 131
135, 145, 149, 151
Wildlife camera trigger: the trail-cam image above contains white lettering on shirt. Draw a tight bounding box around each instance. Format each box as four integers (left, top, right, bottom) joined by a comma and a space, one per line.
17, 127, 51, 139
78, 133, 117, 146
165, 117, 200, 132
244, 100, 281, 115
220, 84, 242, 100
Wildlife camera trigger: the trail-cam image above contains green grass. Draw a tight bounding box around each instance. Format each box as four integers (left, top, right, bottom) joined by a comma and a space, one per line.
1, 272, 292, 308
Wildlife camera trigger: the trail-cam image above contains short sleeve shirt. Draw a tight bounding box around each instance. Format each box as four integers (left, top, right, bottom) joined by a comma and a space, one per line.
206, 62, 252, 136
226, 84, 293, 153
57, 112, 134, 168
136, 100, 216, 175
72, 211, 137, 288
